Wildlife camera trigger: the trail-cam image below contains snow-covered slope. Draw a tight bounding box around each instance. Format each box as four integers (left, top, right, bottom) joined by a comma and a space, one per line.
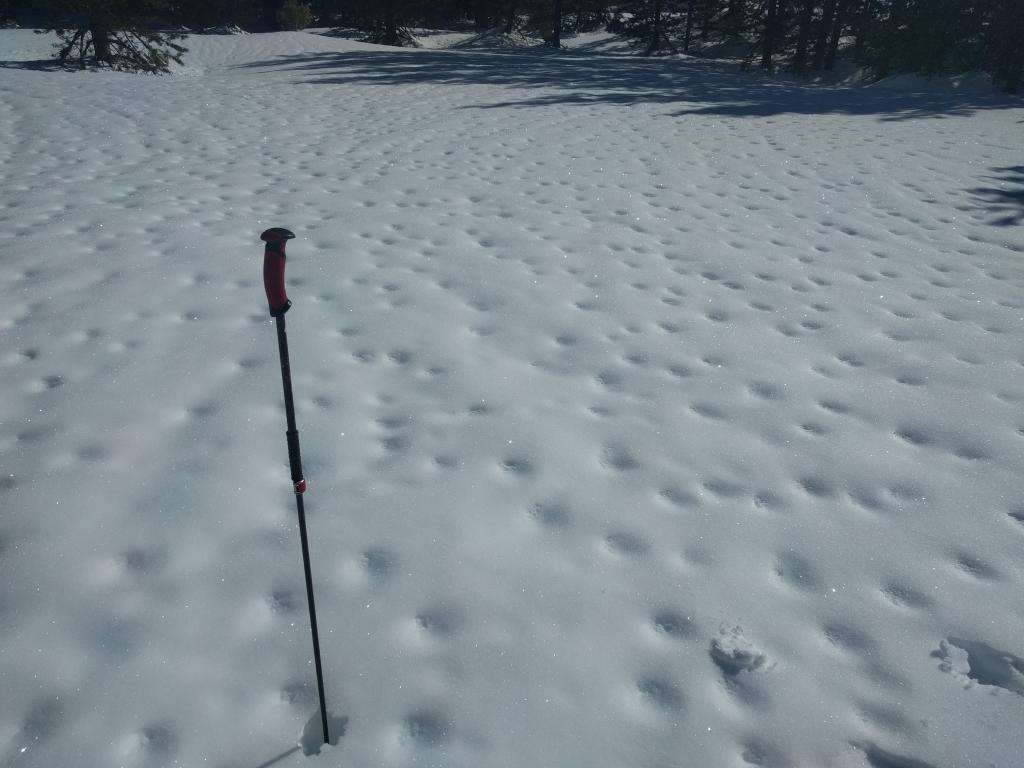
1, 30, 1023, 768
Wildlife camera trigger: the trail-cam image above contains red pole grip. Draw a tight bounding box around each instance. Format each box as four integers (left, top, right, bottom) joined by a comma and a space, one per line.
261, 228, 295, 316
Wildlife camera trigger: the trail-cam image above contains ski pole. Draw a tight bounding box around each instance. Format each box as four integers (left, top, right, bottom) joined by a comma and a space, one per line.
260, 227, 329, 746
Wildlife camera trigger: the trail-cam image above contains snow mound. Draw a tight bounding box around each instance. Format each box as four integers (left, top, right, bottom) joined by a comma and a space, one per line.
559, 30, 651, 55
175, 29, 380, 70
448, 27, 544, 50
868, 70, 1003, 95
0, 29, 56, 62
199, 24, 249, 36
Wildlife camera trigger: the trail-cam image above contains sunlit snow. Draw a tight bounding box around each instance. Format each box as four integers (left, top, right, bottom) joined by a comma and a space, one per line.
1, 27, 1023, 768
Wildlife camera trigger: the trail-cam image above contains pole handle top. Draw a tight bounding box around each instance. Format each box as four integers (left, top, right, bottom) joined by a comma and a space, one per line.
261, 227, 295, 245
261, 228, 295, 317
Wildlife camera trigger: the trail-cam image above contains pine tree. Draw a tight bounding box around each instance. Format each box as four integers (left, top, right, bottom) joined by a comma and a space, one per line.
988, 0, 1023, 93
551, 0, 563, 45
616, 0, 687, 54
277, 0, 312, 29
47, 0, 186, 72
760, 0, 780, 69
791, 0, 815, 72
504, 0, 517, 33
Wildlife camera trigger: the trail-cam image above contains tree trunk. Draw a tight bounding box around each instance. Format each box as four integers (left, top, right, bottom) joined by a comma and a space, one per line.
701, 0, 716, 39
1000, 0, 1024, 93
684, 0, 695, 51
1005, 55, 1021, 94
551, 0, 562, 46
504, 0, 516, 33
761, 0, 778, 70
727, 0, 745, 34
853, 0, 873, 62
648, 0, 664, 53
792, 0, 815, 73
383, 0, 397, 44
812, 0, 837, 69
89, 15, 112, 64
262, 0, 283, 29
824, 0, 849, 70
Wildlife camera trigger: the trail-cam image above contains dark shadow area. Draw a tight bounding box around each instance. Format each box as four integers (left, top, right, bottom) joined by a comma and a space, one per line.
969, 166, 1024, 226
299, 711, 348, 756
241, 711, 346, 766
252, 745, 301, 768
941, 636, 1024, 695
0, 58, 67, 71
237, 46, 1023, 120
318, 26, 370, 41
858, 741, 940, 768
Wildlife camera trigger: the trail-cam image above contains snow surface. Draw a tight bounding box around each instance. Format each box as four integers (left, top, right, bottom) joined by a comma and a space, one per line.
2, 29, 1024, 768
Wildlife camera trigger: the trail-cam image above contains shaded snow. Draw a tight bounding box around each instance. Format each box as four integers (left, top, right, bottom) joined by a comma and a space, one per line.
1, 29, 1024, 768
867, 71, 1005, 96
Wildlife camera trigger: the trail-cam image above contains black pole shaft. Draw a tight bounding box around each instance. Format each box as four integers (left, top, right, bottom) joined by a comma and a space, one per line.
274, 314, 329, 746
295, 492, 330, 745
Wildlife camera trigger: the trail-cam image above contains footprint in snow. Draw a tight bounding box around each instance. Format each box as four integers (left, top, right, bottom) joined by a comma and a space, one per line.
703, 478, 747, 499
528, 500, 572, 528
856, 701, 917, 737
879, 582, 931, 611
740, 738, 790, 767
951, 552, 1000, 581
414, 605, 462, 637
387, 349, 413, 365
599, 444, 640, 472
658, 485, 698, 509
710, 631, 766, 677
854, 741, 940, 768
362, 547, 397, 581
604, 530, 649, 556
822, 623, 875, 653
19, 697, 64, 745
280, 680, 315, 707
796, 474, 836, 498
115, 723, 178, 762
636, 676, 684, 712
499, 456, 534, 476
403, 709, 452, 746
774, 551, 821, 592
748, 381, 784, 401
118, 547, 163, 576
267, 589, 299, 615
932, 637, 1024, 696
133, 724, 177, 759
651, 610, 696, 640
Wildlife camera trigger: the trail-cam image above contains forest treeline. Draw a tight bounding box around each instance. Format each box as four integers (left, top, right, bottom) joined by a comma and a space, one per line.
2, 0, 1021, 91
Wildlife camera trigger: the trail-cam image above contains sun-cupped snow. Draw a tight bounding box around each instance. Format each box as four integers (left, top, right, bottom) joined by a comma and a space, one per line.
1, 28, 1023, 768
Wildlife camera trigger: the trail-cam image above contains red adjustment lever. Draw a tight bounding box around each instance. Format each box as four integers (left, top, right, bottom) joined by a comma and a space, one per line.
261, 227, 296, 317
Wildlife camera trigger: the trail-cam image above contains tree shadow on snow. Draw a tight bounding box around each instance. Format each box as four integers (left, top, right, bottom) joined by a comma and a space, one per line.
238, 46, 1022, 120
245, 711, 346, 767
969, 166, 1024, 226
0, 58, 68, 71
252, 746, 300, 768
